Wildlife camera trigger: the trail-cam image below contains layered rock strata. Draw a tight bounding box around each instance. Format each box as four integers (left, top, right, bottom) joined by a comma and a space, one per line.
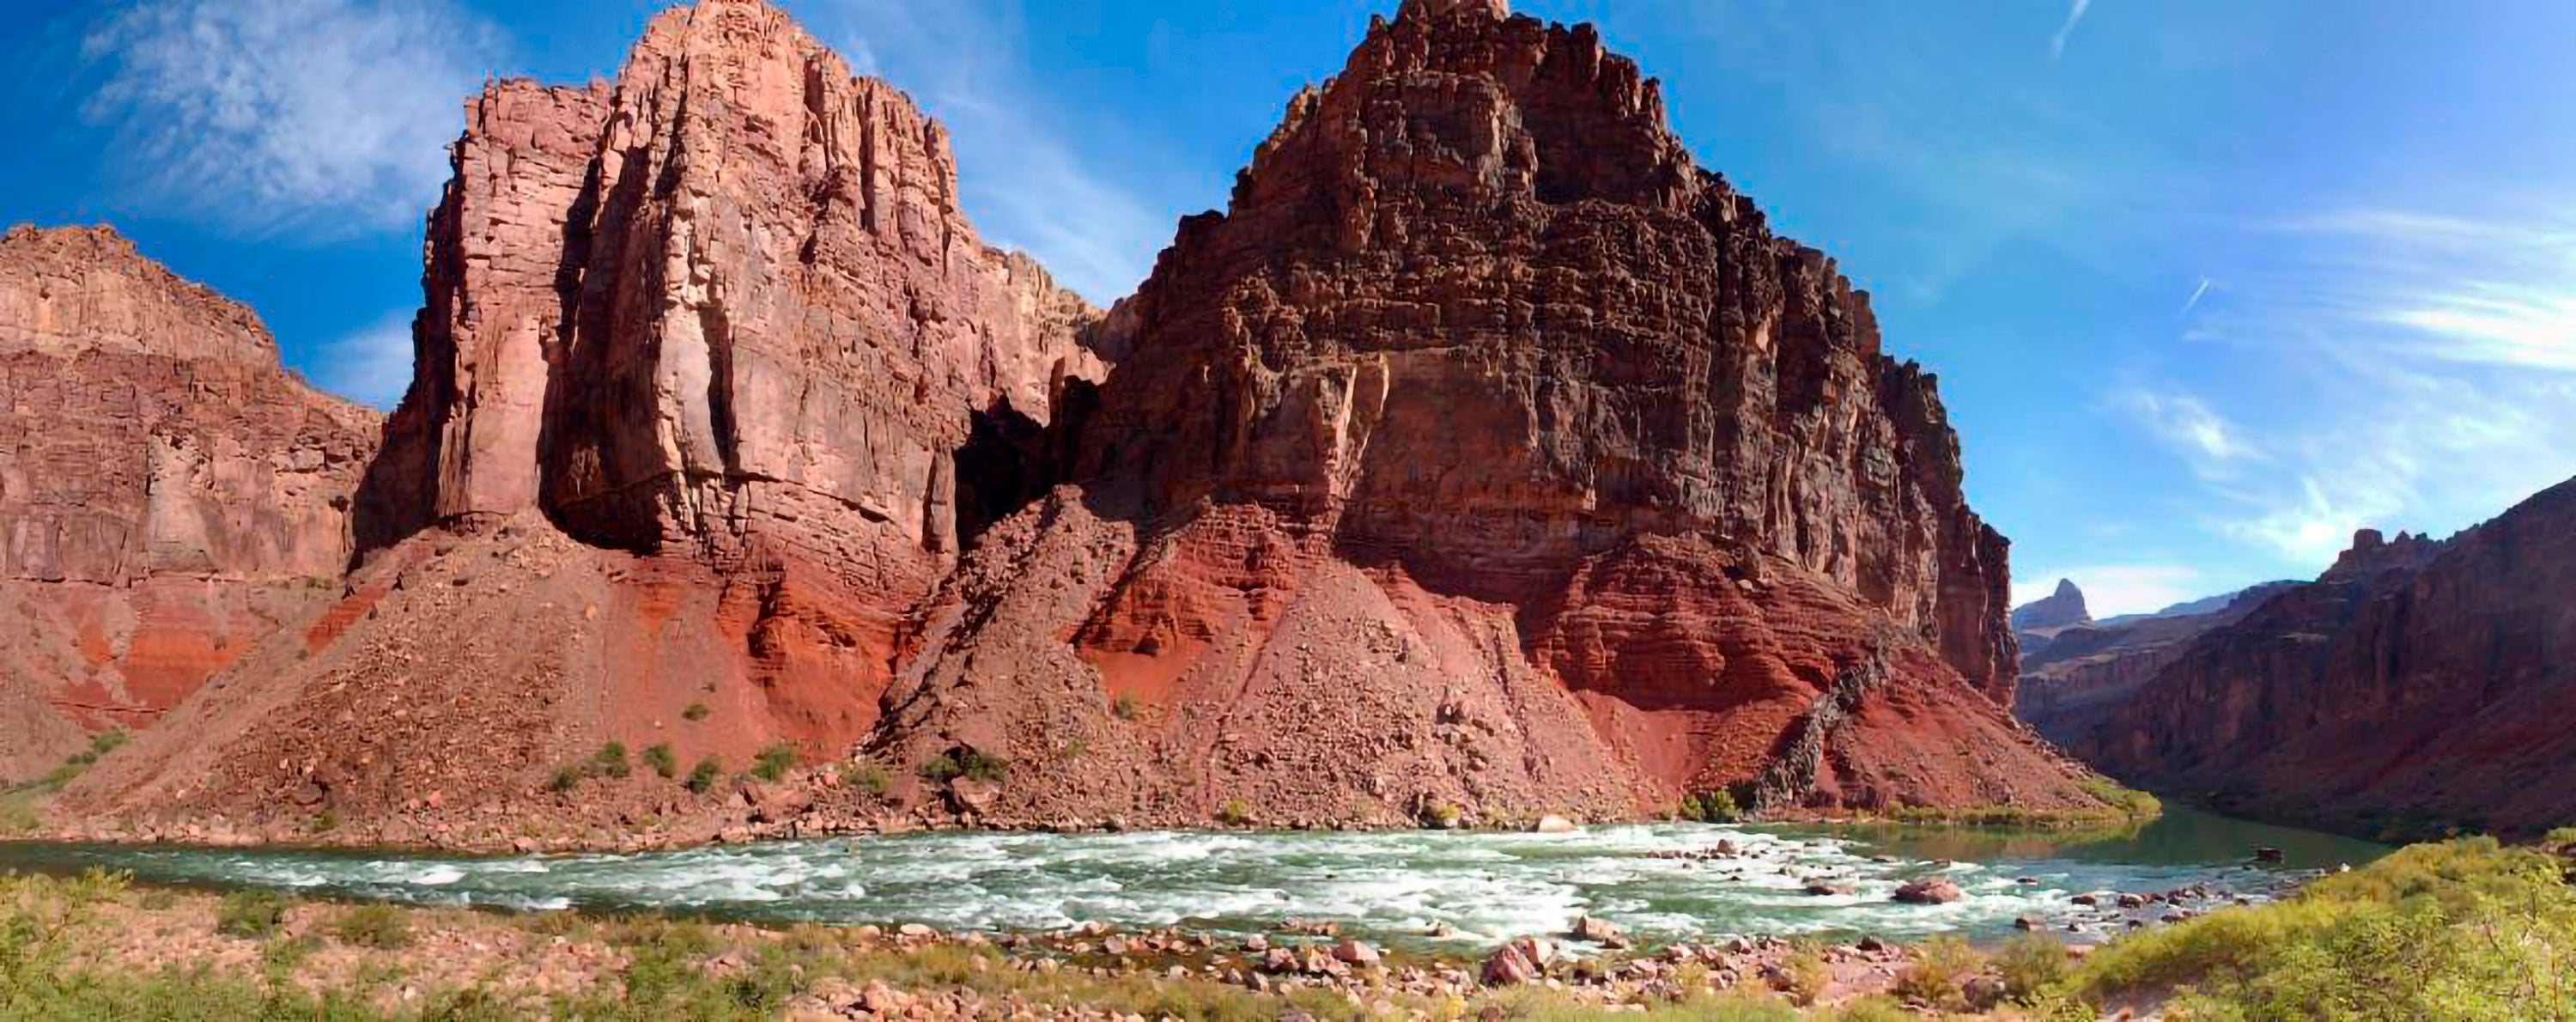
0, 226, 379, 781
867, 0, 2104, 824
74, 0, 1101, 825
2014, 582, 2297, 747
2082, 494, 2576, 839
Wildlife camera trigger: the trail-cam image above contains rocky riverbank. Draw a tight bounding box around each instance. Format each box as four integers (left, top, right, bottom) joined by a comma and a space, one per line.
1, 871, 2108, 1019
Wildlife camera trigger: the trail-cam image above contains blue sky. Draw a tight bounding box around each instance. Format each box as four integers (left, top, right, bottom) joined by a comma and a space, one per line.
5, 0, 2573, 616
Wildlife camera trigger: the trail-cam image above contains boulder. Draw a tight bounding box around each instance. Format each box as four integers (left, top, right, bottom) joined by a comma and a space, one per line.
1893, 879, 1965, 905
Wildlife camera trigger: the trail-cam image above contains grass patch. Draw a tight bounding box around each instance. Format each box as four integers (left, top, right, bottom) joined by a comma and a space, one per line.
331, 903, 412, 949
0, 731, 133, 831
213, 891, 293, 940
2060, 833, 2576, 1018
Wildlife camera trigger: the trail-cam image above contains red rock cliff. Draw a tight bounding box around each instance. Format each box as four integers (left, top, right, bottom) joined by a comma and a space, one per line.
2081, 489, 2576, 839
66, 0, 1103, 833
868, 0, 2099, 826
0, 226, 379, 779
347, 0, 1107, 738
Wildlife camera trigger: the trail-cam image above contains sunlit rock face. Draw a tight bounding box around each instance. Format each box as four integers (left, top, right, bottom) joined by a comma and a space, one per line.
2083, 490, 2576, 839
0, 225, 380, 778
870, 0, 2105, 827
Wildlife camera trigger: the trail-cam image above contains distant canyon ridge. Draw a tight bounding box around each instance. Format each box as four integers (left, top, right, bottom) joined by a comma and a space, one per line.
5, 0, 2563, 849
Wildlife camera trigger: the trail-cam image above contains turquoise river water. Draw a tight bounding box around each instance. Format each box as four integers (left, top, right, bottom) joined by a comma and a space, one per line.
0, 806, 2386, 949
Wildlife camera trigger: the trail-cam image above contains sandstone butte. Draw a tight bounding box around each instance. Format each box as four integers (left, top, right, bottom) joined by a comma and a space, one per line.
2077, 488, 2576, 841
39, 0, 2125, 847
0, 225, 379, 786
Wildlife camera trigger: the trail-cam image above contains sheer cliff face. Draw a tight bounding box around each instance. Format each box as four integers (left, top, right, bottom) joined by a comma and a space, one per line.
339, 0, 1103, 751
1080, 1, 2015, 700
2081, 494, 2576, 839
68, 0, 1107, 827
0, 226, 379, 774
56, 0, 2102, 836
873, 0, 2094, 825
363, 0, 1101, 572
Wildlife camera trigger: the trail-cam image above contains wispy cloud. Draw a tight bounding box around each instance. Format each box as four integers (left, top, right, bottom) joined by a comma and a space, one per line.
2268, 206, 2576, 372
2136, 201, 2576, 568
2050, 0, 2094, 61
2120, 388, 2259, 474
809, 0, 1167, 305
311, 312, 415, 411
81, 0, 503, 236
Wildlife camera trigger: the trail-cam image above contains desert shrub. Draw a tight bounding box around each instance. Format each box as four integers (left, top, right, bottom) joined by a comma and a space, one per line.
547, 766, 582, 794
681, 703, 711, 722
1781, 939, 1831, 1007
1996, 931, 2070, 1001
916, 747, 1008, 784
750, 743, 799, 782
1111, 696, 1142, 721
594, 742, 631, 780
840, 759, 891, 796
214, 891, 293, 940
1680, 789, 1741, 824
643, 744, 677, 780
685, 757, 724, 794
1892, 934, 1981, 1010
1216, 800, 1255, 826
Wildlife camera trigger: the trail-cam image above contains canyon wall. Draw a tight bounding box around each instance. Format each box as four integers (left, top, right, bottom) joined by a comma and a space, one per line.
867, 0, 2102, 827
57, 0, 2121, 842
0, 226, 379, 781
2014, 583, 2297, 747
68, 0, 1103, 836
2081, 496, 2576, 839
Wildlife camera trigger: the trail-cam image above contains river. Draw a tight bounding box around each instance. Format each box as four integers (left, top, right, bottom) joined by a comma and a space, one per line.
0, 806, 2386, 950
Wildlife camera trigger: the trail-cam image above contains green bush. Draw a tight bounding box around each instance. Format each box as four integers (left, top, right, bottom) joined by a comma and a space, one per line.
594, 742, 631, 780
643, 744, 677, 780
331, 903, 412, 950
916, 747, 1008, 784
685, 757, 724, 794
840, 758, 890, 796
750, 742, 799, 782
214, 891, 293, 940
1680, 789, 1741, 824
1216, 800, 1255, 826
547, 766, 582, 794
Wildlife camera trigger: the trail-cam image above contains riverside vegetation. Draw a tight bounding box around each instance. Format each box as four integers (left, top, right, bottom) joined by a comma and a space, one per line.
1, 830, 2568, 1020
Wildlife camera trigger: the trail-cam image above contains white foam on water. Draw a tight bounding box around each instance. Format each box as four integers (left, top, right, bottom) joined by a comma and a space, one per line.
9, 822, 2330, 947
